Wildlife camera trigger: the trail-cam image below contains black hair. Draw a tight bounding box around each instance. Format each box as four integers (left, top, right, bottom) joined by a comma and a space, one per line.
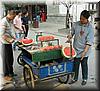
22, 10, 28, 15
80, 10, 90, 19
7, 9, 16, 15
16, 10, 22, 15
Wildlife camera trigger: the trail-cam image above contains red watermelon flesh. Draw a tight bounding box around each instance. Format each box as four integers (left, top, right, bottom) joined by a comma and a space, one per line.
19, 38, 27, 42
41, 46, 54, 51
20, 38, 34, 45
54, 45, 62, 49
23, 39, 33, 44
39, 45, 62, 52
46, 46, 55, 50
38, 36, 54, 41
39, 47, 47, 52
62, 47, 76, 58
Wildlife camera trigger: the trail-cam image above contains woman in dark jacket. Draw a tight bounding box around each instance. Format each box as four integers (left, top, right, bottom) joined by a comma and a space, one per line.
21, 11, 29, 38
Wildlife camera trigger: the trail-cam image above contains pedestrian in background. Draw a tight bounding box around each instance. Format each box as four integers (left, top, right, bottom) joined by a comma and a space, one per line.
21, 10, 29, 38
13, 10, 24, 50
0, 9, 16, 81
13, 10, 23, 39
39, 10, 42, 22
67, 10, 94, 85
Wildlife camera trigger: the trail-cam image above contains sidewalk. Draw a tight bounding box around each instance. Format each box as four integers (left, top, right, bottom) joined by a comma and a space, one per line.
29, 21, 97, 36
29, 22, 69, 37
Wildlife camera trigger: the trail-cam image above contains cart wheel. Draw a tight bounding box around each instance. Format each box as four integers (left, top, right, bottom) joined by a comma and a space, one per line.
23, 64, 35, 88
17, 53, 25, 66
58, 74, 69, 84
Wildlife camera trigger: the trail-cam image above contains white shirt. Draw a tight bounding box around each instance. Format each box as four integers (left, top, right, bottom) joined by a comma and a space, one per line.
13, 15, 22, 33
0, 17, 15, 44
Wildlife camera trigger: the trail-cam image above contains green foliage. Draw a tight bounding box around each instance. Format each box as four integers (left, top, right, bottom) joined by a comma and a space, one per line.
4, 3, 18, 10
3, 3, 20, 15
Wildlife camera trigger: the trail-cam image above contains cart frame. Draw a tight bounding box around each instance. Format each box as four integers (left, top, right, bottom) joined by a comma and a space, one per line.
16, 35, 74, 88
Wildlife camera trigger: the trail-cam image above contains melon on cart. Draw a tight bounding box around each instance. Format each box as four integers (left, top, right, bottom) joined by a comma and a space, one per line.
62, 47, 76, 58
19, 38, 34, 46
38, 36, 55, 41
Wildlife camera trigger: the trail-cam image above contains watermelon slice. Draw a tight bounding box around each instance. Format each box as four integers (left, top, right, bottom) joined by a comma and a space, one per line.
45, 46, 55, 50
53, 45, 62, 49
62, 47, 76, 58
39, 45, 62, 52
20, 38, 34, 46
39, 47, 47, 52
38, 36, 54, 41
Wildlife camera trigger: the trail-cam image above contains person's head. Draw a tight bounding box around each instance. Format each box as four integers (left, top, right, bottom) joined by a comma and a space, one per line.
16, 10, 22, 16
22, 10, 28, 16
80, 10, 90, 24
6, 9, 16, 20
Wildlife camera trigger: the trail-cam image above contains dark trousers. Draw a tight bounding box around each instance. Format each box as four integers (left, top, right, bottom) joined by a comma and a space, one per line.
73, 57, 88, 80
2, 44, 14, 76
24, 25, 29, 38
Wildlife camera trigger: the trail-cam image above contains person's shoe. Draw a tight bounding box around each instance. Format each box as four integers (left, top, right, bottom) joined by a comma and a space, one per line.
4, 76, 13, 81
69, 79, 77, 84
81, 80, 87, 85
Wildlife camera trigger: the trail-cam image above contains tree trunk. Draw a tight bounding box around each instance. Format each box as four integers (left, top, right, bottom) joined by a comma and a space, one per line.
66, 9, 69, 29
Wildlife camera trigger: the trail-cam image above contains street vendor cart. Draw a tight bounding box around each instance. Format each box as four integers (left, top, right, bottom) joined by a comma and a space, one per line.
16, 33, 74, 88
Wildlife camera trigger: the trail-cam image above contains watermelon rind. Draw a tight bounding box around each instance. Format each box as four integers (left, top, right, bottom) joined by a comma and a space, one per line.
62, 47, 76, 58
21, 39, 34, 46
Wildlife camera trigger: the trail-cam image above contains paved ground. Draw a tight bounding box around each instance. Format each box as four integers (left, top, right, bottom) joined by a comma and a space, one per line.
1, 21, 99, 90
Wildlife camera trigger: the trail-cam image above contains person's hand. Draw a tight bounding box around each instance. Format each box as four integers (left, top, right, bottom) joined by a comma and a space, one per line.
9, 38, 15, 43
66, 35, 72, 42
14, 39, 18, 43
18, 28, 23, 32
81, 51, 86, 60
20, 29, 23, 31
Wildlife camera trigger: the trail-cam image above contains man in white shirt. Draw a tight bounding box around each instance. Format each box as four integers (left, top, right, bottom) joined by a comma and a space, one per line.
0, 9, 16, 81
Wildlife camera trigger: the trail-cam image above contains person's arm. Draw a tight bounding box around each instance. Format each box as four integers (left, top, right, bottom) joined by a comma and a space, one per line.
1, 27, 15, 43
81, 44, 91, 60
13, 18, 22, 31
1, 19, 15, 43
81, 24, 94, 60
13, 24, 20, 30
2, 34, 15, 43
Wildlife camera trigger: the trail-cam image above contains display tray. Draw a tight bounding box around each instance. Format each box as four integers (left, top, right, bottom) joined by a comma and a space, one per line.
21, 48, 63, 62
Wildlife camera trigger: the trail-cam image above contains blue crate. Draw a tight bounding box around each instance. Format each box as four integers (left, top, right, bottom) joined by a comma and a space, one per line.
39, 66, 48, 79
66, 60, 74, 73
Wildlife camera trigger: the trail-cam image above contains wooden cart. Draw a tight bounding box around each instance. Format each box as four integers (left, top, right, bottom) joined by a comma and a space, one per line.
17, 36, 74, 88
